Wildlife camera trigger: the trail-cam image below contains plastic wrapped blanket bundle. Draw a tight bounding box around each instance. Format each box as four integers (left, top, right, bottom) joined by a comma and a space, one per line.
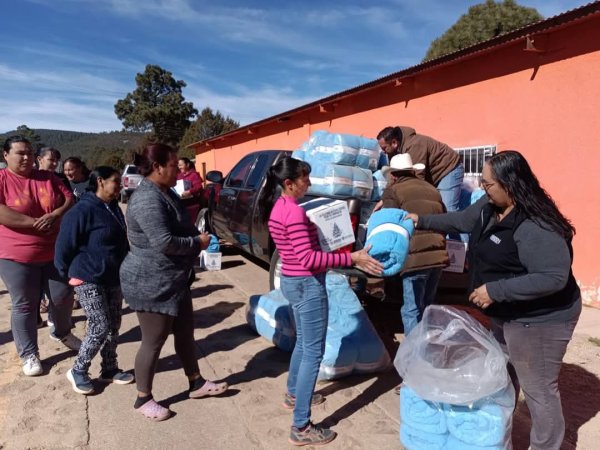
399, 384, 514, 450
365, 208, 414, 276
395, 305, 514, 450
307, 163, 373, 200
245, 272, 390, 380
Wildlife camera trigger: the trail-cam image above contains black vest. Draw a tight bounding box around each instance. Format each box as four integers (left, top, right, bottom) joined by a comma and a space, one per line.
469, 204, 579, 319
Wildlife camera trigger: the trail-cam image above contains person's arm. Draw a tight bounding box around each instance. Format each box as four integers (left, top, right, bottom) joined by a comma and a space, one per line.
486, 222, 573, 302
0, 205, 36, 228
131, 191, 201, 256
54, 209, 81, 279
417, 195, 487, 234
186, 172, 203, 197
33, 175, 75, 231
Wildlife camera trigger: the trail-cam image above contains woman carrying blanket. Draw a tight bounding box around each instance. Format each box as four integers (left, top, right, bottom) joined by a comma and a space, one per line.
407, 151, 581, 450
258, 156, 383, 446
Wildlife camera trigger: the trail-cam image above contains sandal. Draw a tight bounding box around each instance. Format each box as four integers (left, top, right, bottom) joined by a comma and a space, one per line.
189, 380, 228, 399
135, 399, 171, 421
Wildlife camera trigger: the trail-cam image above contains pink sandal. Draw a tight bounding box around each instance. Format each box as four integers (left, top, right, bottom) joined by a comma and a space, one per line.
189, 380, 229, 399
135, 399, 171, 421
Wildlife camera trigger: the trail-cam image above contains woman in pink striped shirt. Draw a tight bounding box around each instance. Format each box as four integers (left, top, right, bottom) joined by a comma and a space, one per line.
259, 156, 382, 446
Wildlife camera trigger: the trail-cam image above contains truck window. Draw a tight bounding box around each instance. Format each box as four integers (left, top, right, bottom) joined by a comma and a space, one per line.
226, 154, 256, 188
246, 154, 271, 189
125, 166, 138, 175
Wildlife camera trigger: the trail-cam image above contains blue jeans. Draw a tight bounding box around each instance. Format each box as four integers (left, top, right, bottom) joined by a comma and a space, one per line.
437, 163, 465, 240
280, 272, 328, 428
401, 268, 442, 336
436, 163, 464, 212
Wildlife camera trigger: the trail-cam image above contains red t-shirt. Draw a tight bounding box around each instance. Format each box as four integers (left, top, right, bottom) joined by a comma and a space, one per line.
0, 169, 73, 263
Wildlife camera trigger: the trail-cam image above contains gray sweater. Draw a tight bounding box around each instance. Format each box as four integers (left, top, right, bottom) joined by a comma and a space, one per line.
120, 178, 201, 316
420, 196, 581, 324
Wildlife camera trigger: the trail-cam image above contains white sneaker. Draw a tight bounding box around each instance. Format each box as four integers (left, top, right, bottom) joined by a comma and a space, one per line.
22, 354, 43, 376
50, 332, 81, 351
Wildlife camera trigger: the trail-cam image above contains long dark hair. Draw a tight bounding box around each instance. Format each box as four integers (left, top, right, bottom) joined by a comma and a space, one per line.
488, 150, 575, 239
257, 156, 311, 222
87, 166, 120, 192
134, 143, 176, 176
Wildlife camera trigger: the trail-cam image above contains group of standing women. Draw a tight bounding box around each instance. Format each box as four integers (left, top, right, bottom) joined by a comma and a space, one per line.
1, 137, 226, 420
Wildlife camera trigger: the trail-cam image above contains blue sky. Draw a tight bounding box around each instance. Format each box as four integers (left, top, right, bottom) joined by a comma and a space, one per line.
0, 0, 590, 133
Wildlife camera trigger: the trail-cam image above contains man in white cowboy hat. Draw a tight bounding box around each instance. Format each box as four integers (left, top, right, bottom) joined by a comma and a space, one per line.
380, 153, 449, 340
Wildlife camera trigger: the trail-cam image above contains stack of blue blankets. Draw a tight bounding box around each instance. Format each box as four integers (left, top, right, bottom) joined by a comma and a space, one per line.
292, 130, 386, 200
399, 386, 512, 450
365, 208, 414, 276
371, 169, 388, 201
245, 272, 390, 380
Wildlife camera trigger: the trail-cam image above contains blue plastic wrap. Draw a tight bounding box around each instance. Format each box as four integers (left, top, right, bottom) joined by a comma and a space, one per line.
308, 163, 373, 200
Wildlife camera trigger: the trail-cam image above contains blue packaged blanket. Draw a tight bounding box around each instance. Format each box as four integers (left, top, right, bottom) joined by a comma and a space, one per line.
308, 163, 373, 200
400, 423, 447, 450
357, 136, 380, 171
371, 170, 388, 201
444, 435, 503, 450
365, 208, 414, 276
304, 131, 360, 166
246, 290, 296, 352
400, 386, 447, 435
318, 272, 390, 380
291, 149, 306, 161
206, 235, 220, 253
443, 386, 513, 447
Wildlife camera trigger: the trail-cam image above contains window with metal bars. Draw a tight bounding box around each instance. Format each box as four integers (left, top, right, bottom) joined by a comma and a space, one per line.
454, 145, 496, 177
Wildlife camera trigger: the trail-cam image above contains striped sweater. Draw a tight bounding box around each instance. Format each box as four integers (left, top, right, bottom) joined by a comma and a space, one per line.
268, 195, 352, 276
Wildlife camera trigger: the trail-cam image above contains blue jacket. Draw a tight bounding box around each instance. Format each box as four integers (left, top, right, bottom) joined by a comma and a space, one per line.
55, 191, 129, 286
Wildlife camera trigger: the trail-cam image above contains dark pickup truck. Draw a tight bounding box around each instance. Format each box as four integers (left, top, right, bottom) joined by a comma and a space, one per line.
198, 150, 378, 291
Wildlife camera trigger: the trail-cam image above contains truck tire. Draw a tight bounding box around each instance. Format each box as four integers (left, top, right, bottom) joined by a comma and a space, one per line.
268, 249, 282, 291
196, 208, 212, 234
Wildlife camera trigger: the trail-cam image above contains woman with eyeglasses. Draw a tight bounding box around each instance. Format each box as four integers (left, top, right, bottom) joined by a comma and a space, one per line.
406, 151, 581, 450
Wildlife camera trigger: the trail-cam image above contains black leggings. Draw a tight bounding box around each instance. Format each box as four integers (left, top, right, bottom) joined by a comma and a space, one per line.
134, 293, 199, 393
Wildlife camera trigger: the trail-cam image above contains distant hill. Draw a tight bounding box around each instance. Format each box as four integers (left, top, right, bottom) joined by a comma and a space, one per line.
0, 129, 148, 169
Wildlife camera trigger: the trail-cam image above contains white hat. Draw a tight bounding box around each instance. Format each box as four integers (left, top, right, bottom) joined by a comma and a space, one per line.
381, 153, 425, 177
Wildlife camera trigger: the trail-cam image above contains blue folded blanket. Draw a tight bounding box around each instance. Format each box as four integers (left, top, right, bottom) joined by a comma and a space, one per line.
400, 386, 447, 434
246, 290, 296, 352
400, 423, 447, 450
443, 388, 512, 446
206, 234, 220, 253
444, 435, 503, 450
366, 208, 414, 276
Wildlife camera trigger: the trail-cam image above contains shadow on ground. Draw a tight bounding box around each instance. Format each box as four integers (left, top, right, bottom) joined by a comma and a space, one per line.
511, 362, 600, 450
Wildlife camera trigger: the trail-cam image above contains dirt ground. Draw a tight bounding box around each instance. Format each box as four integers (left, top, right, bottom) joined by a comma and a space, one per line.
0, 249, 599, 449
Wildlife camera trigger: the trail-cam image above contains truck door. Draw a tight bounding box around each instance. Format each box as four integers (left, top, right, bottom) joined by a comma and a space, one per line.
212, 153, 257, 243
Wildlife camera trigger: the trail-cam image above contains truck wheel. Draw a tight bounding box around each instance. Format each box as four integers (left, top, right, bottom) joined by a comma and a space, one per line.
196, 208, 212, 234
268, 249, 282, 291
120, 192, 128, 204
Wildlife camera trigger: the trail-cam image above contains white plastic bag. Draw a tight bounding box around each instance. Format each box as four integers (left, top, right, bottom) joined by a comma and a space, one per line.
394, 305, 509, 405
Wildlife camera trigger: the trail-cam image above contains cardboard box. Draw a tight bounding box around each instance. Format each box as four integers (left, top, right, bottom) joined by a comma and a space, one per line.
443, 240, 467, 273
174, 179, 192, 196
300, 198, 355, 252
200, 250, 222, 271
